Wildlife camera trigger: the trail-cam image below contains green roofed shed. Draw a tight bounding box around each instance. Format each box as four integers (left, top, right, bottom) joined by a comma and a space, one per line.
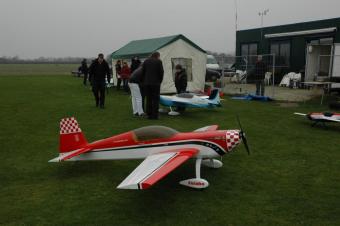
111, 34, 207, 93
111, 34, 206, 60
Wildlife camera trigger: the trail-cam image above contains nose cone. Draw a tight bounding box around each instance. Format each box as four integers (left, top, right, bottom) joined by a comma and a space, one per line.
226, 130, 241, 151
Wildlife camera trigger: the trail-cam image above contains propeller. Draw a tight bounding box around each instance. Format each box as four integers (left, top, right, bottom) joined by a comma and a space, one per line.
236, 115, 250, 155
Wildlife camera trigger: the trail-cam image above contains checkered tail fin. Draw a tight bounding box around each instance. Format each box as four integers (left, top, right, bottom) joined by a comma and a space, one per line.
59, 117, 88, 153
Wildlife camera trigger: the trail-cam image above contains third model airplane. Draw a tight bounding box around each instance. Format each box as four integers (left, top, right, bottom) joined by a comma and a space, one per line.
294, 112, 340, 126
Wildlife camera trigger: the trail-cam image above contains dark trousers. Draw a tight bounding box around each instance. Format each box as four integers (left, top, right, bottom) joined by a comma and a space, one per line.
176, 86, 186, 112
92, 82, 106, 107
145, 85, 160, 119
83, 73, 88, 85
117, 78, 122, 90
255, 80, 265, 96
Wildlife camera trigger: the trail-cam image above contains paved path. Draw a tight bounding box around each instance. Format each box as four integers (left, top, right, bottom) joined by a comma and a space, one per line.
222, 83, 323, 102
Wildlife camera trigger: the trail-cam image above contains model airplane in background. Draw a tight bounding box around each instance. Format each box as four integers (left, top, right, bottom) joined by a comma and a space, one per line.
294, 112, 340, 126
159, 89, 221, 116
49, 117, 249, 189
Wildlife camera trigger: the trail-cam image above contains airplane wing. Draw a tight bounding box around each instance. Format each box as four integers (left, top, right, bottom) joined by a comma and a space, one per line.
49, 147, 92, 162
294, 112, 307, 116
117, 148, 198, 190
325, 118, 340, 123
194, 125, 219, 132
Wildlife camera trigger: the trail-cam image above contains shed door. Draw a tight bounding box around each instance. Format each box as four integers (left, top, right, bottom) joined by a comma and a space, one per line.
305, 44, 318, 82
331, 43, 340, 89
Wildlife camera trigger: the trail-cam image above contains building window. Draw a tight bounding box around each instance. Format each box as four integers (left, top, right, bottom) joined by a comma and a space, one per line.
241, 43, 258, 65
270, 41, 290, 67
171, 58, 193, 81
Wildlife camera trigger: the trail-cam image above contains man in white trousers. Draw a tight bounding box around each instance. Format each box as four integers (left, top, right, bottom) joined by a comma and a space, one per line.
128, 66, 145, 116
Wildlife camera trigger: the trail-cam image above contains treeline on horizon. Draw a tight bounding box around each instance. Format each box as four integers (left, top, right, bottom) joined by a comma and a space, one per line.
1, 51, 235, 65
0, 56, 91, 64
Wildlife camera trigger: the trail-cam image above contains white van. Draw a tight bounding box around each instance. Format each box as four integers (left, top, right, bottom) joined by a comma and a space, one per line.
206, 55, 221, 71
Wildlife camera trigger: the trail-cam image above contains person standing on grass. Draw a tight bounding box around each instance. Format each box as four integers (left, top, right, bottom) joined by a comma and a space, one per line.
254, 55, 267, 96
89, 53, 111, 109
174, 64, 187, 112
121, 62, 131, 92
81, 59, 89, 85
141, 52, 164, 120
174, 64, 187, 94
131, 56, 141, 73
128, 65, 145, 117
115, 60, 122, 90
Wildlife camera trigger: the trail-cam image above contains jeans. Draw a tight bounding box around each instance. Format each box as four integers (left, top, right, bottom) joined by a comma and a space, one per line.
116, 77, 122, 90
255, 80, 265, 96
123, 79, 129, 92
83, 73, 88, 85
92, 82, 106, 107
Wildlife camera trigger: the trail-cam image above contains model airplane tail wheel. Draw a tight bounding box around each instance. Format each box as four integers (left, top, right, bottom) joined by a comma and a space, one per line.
237, 115, 250, 155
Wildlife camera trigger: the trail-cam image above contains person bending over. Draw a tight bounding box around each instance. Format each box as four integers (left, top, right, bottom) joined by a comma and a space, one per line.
128, 65, 145, 117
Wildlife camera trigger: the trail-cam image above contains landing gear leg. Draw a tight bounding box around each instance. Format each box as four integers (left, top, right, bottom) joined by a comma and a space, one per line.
202, 159, 223, 168
168, 106, 180, 116
179, 158, 209, 189
196, 158, 202, 179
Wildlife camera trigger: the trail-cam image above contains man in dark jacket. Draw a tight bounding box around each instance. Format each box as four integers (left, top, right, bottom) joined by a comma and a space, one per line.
174, 64, 187, 94
254, 55, 267, 96
115, 60, 122, 90
89, 53, 111, 108
141, 52, 164, 120
81, 59, 89, 85
131, 56, 141, 73
174, 64, 187, 112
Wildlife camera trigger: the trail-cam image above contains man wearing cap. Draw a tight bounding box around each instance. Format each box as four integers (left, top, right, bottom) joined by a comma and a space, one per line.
254, 55, 267, 96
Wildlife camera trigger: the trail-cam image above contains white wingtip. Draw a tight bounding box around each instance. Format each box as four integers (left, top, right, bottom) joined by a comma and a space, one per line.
294, 112, 307, 116
116, 183, 139, 190
48, 156, 61, 163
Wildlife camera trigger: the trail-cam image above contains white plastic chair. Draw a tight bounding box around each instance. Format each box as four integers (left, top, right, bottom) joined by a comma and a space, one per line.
265, 72, 272, 86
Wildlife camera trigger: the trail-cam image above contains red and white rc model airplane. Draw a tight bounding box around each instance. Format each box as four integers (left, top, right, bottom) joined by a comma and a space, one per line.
49, 117, 249, 189
294, 112, 340, 127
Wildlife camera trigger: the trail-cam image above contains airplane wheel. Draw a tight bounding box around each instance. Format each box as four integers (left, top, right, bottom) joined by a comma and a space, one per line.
168, 111, 180, 116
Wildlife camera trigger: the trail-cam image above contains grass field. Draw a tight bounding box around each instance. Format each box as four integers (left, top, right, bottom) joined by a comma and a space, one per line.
0, 70, 340, 225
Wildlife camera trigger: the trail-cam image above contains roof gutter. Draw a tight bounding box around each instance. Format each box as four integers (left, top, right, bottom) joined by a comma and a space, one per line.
265, 27, 337, 39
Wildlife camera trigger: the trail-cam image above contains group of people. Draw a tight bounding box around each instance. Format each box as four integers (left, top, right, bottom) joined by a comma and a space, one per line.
79, 52, 187, 120
115, 57, 142, 92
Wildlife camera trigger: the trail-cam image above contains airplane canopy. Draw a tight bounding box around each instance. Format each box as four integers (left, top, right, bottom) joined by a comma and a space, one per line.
133, 126, 178, 141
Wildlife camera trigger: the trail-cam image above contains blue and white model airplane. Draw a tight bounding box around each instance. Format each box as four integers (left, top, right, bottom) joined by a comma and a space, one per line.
160, 89, 222, 115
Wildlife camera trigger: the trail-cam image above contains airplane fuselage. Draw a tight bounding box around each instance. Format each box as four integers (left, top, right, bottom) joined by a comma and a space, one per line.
308, 112, 340, 122
58, 130, 239, 162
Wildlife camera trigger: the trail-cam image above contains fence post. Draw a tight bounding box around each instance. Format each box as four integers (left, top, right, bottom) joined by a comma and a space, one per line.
272, 53, 275, 98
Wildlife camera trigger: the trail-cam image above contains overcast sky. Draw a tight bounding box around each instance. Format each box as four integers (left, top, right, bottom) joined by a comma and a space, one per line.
0, 0, 339, 58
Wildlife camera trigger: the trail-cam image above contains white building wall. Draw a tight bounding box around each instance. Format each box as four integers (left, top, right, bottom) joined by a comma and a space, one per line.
158, 39, 207, 93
